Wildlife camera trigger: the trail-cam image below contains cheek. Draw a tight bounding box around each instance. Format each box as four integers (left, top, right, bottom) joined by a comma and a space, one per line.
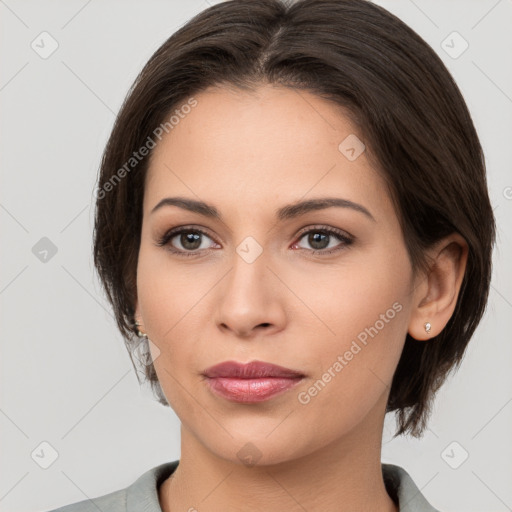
136, 243, 205, 337
136, 255, 201, 412
290, 238, 411, 339
136, 248, 183, 363
290, 245, 412, 400
135, 246, 219, 386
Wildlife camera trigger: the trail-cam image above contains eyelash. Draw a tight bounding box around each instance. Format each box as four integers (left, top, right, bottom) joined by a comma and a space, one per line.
155, 224, 354, 258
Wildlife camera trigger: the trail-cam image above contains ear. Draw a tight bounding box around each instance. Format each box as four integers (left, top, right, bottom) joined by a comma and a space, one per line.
408, 233, 468, 340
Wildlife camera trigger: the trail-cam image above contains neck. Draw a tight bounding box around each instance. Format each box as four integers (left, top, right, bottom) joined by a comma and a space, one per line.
159, 403, 398, 512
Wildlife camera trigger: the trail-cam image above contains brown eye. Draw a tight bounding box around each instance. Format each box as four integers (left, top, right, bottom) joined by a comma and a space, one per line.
293, 226, 354, 255
176, 231, 203, 251
156, 227, 219, 257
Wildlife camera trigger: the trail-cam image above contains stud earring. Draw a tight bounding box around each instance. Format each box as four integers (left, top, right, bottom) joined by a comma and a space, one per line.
134, 320, 148, 339
424, 322, 432, 334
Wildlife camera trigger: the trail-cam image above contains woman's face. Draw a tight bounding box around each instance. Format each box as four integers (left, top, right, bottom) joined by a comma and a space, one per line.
136, 84, 417, 464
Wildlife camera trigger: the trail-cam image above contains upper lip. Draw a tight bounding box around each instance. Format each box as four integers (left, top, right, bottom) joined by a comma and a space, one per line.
203, 360, 305, 379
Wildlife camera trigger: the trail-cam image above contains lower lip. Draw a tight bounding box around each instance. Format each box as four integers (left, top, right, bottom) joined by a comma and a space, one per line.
205, 376, 303, 403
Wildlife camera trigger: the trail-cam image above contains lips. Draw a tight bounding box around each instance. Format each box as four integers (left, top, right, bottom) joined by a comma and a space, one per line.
203, 360, 305, 403
203, 360, 304, 379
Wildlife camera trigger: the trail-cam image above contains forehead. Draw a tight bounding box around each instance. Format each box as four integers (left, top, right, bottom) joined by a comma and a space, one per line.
144, 84, 391, 221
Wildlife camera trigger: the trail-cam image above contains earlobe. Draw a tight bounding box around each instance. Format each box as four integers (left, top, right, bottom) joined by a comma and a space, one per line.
408, 234, 468, 341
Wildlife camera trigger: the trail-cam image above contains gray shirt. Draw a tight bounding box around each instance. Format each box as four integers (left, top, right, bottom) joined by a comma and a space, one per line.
45, 460, 441, 512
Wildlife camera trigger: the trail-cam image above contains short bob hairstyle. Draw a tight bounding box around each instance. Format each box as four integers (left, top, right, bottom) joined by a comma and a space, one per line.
93, 0, 496, 438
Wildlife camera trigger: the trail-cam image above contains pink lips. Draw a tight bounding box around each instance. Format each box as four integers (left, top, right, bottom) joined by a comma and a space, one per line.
203, 360, 305, 403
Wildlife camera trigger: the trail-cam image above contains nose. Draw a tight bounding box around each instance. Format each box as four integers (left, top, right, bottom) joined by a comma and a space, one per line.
214, 249, 287, 339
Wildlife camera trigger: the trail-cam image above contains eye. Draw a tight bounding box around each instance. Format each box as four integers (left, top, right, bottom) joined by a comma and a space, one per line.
292, 225, 354, 255
155, 224, 354, 258
155, 226, 219, 257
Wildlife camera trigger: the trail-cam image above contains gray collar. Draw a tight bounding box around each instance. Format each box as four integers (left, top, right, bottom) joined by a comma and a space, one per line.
123, 460, 440, 512
382, 463, 440, 511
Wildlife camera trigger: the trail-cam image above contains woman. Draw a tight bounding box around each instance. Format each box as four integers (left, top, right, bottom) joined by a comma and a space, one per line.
47, 0, 495, 510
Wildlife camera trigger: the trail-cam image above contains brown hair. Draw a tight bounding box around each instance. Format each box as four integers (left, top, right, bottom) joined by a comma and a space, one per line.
93, 0, 496, 437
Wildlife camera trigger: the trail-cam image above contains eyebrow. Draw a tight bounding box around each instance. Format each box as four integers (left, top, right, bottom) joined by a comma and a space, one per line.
150, 196, 375, 222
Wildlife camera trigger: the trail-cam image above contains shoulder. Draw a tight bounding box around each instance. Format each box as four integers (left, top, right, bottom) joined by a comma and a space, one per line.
43, 488, 127, 512
43, 460, 179, 512
382, 463, 442, 512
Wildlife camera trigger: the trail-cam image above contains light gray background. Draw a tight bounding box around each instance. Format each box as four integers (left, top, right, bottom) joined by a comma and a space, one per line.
1, 1, 511, 511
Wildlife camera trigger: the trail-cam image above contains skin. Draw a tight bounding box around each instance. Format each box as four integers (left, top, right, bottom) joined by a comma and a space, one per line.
134, 84, 468, 512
